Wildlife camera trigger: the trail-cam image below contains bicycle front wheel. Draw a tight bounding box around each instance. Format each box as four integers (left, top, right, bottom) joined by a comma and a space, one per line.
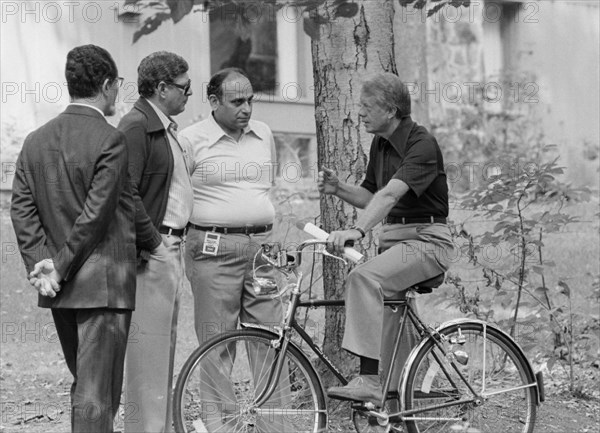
402, 322, 537, 433
173, 328, 327, 432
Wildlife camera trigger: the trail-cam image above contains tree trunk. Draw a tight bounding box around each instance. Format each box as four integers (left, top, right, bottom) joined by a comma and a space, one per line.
311, 0, 397, 386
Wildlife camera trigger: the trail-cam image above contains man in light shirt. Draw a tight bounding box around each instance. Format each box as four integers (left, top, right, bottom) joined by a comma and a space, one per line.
180, 68, 286, 431
118, 51, 193, 433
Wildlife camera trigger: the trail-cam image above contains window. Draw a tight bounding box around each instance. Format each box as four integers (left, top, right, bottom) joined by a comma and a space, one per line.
209, 3, 278, 93
482, 0, 521, 110
482, 0, 521, 80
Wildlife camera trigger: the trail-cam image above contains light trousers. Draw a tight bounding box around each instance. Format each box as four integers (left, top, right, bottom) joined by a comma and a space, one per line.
342, 223, 455, 362
185, 228, 289, 431
125, 234, 185, 433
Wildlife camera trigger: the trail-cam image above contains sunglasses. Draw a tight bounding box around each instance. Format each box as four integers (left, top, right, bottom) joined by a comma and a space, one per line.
165, 79, 192, 96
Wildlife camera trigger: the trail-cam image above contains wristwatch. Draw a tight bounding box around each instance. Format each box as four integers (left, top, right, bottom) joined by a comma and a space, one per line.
350, 225, 366, 239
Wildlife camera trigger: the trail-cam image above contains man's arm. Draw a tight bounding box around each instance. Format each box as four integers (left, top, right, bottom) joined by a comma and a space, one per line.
335, 182, 374, 209
268, 130, 277, 187
327, 179, 410, 253
12, 141, 66, 297
119, 123, 162, 252
10, 150, 51, 274
355, 179, 409, 231
318, 167, 373, 209
52, 130, 129, 282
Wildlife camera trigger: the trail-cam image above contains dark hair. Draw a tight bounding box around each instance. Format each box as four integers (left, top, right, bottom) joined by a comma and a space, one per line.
65, 45, 118, 99
207, 68, 251, 100
362, 73, 411, 118
137, 51, 189, 98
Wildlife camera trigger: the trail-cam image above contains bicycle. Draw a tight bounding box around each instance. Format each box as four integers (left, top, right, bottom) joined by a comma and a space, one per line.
173, 234, 545, 433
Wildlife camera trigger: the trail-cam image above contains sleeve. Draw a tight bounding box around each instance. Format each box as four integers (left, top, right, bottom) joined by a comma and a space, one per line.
359, 137, 379, 194
119, 122, 162, 252
53, 130, 129, 282
268, 130, 277, 186
10, 143, 52, 274
392, 136, 440, 197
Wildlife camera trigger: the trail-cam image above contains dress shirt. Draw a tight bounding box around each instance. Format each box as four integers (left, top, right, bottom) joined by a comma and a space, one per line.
146, 100, 193, 229
361, 116, 449, 218
179, 114, 276, 227
69, 103, 105, 118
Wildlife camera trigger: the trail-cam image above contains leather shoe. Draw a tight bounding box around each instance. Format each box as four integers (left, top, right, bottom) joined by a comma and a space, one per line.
327, 375, 382, 405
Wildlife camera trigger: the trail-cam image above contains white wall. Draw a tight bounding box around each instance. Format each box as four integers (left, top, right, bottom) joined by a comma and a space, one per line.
0, 1, 211, 132
512, 0, 600, 185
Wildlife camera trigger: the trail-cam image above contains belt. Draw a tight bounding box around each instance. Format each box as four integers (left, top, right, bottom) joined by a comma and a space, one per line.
158, 225, 187, 237
384, 216, 447, 225
187, 223, 273, 235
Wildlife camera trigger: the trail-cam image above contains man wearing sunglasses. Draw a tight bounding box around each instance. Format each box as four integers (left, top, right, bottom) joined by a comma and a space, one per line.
118, 51, 193, 433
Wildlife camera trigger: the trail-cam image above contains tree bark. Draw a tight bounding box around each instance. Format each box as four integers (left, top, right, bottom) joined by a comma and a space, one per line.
311, 0, 397, 386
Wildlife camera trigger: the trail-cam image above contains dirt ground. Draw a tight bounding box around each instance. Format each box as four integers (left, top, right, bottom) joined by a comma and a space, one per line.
1, 203, 599, 432
1, 289, 598, 433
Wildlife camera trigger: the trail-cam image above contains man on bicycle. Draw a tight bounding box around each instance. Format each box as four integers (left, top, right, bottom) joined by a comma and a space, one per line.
321, 72, 455, 405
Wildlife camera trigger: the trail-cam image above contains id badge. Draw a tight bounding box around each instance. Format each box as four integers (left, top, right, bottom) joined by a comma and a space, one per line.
202, 232, 221, 256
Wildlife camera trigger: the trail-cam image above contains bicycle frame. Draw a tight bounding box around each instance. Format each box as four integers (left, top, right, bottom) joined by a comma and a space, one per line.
247, 240, 540, 427
247, 271, 480, 423
294, 295, 485, 424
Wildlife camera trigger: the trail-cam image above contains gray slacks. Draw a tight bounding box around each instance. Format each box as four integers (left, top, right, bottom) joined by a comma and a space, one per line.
185, 228, 282, 344
124, 234, 185, 433
185, 228, 289, 431
343, 223, 455, 362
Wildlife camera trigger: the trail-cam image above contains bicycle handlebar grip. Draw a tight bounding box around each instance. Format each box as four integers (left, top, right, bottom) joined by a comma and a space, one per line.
301, 223, 364, 263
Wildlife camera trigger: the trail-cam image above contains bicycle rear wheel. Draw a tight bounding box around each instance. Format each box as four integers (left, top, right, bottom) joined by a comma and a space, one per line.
173, 328, 327, 432
402, 322, 537, 433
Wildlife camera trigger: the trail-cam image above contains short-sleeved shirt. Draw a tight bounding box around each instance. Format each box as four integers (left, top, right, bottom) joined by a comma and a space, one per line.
360, 116, 448, 218
179, 114, 277, 227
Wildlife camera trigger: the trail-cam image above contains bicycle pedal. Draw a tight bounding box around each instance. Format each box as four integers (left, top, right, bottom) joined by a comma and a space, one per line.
351, 401, 380, 410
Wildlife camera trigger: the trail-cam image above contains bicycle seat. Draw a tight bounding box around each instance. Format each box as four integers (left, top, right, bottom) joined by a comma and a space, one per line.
409, 273, 445, 294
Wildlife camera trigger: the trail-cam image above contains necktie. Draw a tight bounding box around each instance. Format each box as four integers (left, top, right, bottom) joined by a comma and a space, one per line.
168, 121, 179, 141
168, 121, 191, 171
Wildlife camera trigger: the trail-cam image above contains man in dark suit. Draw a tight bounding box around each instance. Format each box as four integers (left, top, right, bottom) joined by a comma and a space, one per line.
118, 51, 193, 433
11, 44, 136, 433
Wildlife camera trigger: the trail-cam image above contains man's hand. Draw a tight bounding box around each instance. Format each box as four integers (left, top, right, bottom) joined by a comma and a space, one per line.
326, 229, 363, 256
29, 259, 62, 298
318, 167, 339, 195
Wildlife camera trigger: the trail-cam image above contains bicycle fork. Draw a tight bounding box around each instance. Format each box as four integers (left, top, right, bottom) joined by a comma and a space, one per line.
252, 333, 291, 408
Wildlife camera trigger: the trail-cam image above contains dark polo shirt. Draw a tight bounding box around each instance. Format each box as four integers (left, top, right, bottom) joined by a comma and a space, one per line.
360, 116, 449, 218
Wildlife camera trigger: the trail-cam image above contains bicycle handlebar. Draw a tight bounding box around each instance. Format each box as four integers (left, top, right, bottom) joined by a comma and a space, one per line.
259, 223, 365, 272
298, 223, 364, 263
253, 225, 364, 295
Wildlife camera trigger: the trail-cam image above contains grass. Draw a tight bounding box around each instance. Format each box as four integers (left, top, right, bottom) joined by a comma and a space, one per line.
1, 186, 598, 431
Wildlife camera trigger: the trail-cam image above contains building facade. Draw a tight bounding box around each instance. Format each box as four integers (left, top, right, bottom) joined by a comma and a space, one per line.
1, 0, 598, 190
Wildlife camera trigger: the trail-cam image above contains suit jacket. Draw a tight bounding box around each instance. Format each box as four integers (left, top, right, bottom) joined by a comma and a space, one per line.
117, 98, 174, 254
11, 105, 137, 309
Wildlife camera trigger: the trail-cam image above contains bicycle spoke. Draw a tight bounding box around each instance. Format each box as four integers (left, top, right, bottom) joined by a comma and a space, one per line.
174, 330, 327, 432
403, 324, 536, 433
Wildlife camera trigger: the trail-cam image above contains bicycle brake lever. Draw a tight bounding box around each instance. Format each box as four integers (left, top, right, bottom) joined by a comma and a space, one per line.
321, 248, 348, 265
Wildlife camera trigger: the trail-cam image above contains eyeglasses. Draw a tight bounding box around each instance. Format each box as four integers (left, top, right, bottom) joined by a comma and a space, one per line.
165, 79, 192, 96
112, 77, 124, 88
